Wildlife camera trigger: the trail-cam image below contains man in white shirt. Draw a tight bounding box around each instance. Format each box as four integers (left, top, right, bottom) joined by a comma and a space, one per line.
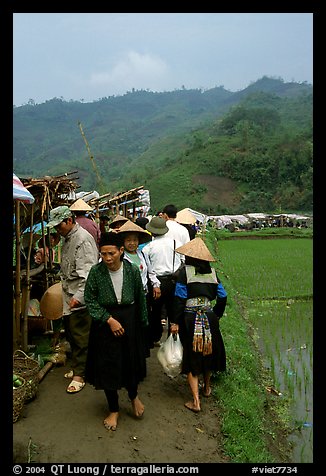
162, 204, 191, 245
142, 216, 184, 346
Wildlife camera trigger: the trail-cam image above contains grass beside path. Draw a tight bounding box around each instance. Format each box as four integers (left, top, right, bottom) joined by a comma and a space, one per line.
205, 231, 292, 463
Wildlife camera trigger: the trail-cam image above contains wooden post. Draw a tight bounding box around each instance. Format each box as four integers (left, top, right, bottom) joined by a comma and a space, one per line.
41, 214, 49, 290
37, 361, 53, 382
14, 201, 22, 349
202, 216, 207, 239
21, 284, 28, 350
57, 241, 61, 263
22, 203, 35, 351
95, 202, 100, 224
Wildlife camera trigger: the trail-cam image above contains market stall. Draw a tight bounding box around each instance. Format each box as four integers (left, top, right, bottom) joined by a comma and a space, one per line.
13, 172, 80, 350
13, 172, 149, 350
13, 173, 36, 350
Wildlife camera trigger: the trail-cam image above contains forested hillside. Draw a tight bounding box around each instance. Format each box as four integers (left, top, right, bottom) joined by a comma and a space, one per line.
13, 76, 312, 214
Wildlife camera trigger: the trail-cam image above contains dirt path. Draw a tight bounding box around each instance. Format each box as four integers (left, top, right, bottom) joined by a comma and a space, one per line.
13, 334, 229, 464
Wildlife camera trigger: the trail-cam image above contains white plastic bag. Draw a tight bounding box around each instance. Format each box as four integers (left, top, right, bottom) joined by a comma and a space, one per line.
157, 333, 183, 378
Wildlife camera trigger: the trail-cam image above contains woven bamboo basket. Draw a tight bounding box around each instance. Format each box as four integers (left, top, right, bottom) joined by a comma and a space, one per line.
13, 375, 26, 423
13, 350, 40, 401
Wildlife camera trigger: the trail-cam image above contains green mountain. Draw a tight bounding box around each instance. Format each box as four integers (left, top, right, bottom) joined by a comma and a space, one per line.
13, 76, 312, 214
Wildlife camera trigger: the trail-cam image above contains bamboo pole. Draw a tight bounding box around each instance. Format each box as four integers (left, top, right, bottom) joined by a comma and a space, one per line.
41, 211, 49, 290
22, 203, 34, 351
37, 361, 53, 382
14, 201, 22, 349
202, 216, 207, 240
57, 240, 61, 263
44, 203, 54, 333
95, 202, 100, 225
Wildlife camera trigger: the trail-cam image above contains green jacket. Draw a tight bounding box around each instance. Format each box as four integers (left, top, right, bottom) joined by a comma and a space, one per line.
84, 259, 148, 326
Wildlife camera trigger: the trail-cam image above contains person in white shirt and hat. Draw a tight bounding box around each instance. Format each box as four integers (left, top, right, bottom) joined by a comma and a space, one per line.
142, 216, 184, 346
162, 204, 191, 245
175, 208, 197, 240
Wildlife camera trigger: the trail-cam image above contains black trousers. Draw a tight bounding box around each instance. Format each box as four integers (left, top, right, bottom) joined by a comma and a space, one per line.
63, 308, 92, 378
148, 276, 175, 344
104, 386, 138, 412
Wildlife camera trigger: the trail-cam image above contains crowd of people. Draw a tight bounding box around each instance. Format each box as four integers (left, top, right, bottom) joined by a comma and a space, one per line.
38, 201, 227, 431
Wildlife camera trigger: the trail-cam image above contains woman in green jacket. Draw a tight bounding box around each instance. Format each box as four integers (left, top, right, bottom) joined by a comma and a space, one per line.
84, 232, 149, 431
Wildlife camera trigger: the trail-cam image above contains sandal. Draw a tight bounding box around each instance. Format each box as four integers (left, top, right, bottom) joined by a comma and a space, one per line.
64, 370, 74, 379
66, 380, 85, 394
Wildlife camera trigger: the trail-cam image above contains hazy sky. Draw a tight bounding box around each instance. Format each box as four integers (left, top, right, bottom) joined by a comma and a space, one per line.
13, 13, 313, 106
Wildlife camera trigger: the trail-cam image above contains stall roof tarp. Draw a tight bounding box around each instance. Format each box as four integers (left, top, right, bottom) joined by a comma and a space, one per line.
245, 213, 268, 219
13, 173, 35, 204
188, 208, 206, 224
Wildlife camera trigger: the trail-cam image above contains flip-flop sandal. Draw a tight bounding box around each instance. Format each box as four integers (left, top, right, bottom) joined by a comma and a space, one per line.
64, 370, 74, 379
66, 380, 85, 393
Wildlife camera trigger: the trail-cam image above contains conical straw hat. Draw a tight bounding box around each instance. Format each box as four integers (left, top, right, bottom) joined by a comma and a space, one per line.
118, 220, 152, 244
175, 237, 215, 262
109, 215, 130, 228
40, 282, 63, 320
69, 198, 93, 211
176, 208, 196, 225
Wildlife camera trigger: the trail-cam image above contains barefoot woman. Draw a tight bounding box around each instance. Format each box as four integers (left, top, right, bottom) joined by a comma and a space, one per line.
84, 232, 149, 430
170, 238, 227, 413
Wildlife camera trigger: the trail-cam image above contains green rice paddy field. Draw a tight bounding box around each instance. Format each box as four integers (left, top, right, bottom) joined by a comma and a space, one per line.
212, 236, 313, 463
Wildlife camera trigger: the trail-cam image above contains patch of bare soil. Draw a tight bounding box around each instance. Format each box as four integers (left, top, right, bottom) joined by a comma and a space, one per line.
193, 175, 241, 208
13, 333, 230, 464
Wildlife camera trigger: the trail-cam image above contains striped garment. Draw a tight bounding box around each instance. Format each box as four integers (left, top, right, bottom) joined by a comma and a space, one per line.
13, 173, 35, 204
